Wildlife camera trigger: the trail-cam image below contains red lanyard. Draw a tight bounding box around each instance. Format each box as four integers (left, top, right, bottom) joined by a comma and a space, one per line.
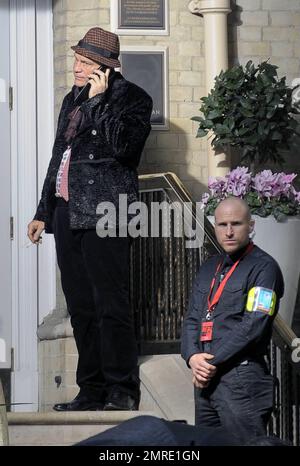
207, 242, 254, 316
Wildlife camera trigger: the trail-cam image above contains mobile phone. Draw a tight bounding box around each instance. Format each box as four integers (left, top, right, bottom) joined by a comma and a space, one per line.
74, 65, 108, 105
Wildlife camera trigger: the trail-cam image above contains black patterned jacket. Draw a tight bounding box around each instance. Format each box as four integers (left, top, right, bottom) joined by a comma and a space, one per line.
34, 72, 153, 232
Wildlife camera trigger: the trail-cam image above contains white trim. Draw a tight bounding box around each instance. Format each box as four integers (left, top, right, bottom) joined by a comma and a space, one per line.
10, 0, 39, 412
111, 0, 169, 36
0, 0, 12, 369
10, 0, 54, 411
36, 0, 56, 325
120, 45, 169, 131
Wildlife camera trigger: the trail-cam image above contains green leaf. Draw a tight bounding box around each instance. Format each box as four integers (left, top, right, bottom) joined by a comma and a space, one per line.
240, 108, 254, 117
207, 110, 222, 120
270, 131, 282, 140
204, 120, 214, 129
239, 98, 253, 110
244, 134, 260, 145
215, 124, 230, 135
196, 128, 208, 138
191, 116, 204, 122
266, 108, 276, 119
238, 127, 252, 136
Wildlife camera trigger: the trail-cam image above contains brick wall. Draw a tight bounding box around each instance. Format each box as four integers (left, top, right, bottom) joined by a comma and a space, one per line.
229, 0, 300, 82
229, 0, 300, 177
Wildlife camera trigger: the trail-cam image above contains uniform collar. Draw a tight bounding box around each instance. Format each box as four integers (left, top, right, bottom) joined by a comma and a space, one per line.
223, 241, 252, 267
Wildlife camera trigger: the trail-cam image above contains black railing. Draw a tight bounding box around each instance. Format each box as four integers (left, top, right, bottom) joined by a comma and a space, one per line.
131, 172, 220, 353
131, 172, 300, 445
269, 314, 300, 445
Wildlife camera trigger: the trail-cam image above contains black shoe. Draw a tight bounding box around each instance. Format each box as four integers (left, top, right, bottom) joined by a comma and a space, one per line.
53, 395, 104, 412
103, 388, 139, 411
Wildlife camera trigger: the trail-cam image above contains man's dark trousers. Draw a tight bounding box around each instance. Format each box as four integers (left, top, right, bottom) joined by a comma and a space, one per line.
52, 200, 139, 402
195, 360, 273, 444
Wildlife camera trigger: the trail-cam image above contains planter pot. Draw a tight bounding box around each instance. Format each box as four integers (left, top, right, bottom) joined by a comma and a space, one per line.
252, 215, 300, 326
208, 215, 300, 326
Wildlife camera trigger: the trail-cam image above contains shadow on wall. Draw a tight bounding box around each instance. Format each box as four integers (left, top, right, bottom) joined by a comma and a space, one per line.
227, 1, 300, 174
228, 1, 242, 68
140, 121, 207, 203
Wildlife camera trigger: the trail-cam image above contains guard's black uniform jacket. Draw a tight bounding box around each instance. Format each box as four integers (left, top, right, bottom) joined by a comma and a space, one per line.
181, 243, 284, 369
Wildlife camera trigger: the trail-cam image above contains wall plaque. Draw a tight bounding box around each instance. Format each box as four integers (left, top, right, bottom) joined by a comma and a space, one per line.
120, 46, 169, 130
111, 0, 169, 35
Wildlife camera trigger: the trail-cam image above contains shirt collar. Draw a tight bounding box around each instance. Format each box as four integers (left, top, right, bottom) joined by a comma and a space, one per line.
223, 241, 252, 267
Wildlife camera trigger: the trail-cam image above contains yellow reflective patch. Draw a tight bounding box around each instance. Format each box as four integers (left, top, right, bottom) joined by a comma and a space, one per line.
246, 287, 276, 316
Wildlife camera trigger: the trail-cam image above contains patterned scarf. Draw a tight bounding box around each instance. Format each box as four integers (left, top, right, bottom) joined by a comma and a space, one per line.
64, 105, 84, 144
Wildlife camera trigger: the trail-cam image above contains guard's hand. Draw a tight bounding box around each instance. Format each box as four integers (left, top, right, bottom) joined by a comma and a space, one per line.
192, 375, 209, 389
189, 353, 217, 384
27, 220, 45, 244
88, 68, 110, 98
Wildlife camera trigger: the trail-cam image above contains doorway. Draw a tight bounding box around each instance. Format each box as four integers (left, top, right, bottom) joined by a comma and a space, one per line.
0, 0, 55, 411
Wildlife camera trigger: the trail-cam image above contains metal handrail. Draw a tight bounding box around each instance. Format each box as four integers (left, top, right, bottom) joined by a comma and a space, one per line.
138, 171, 296, 343
139, 172, 221, 252
135, 171, 300, 445
272, 313, 299, 354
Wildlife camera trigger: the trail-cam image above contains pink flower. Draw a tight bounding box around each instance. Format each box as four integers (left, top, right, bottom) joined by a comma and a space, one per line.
292, 188, 300, 205
203, 166, 299, 218
253, 170, 297, 198
226, 166, 252, 197
271, 172, 297, 197
208, 176, 227, 198
200, 192, 210, 209
253, 170, 276, 198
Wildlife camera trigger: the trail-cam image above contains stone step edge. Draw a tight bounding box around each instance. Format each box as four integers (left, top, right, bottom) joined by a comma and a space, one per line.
7, 411, 157, 426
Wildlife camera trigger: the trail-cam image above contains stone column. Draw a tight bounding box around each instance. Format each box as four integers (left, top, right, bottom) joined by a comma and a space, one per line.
189, 0, 231, 177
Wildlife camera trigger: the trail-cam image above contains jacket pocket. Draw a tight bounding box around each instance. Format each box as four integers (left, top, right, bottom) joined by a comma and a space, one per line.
219, 281, 245, 312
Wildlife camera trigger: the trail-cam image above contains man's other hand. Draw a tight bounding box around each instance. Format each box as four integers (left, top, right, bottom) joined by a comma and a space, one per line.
27, 220, 45, 244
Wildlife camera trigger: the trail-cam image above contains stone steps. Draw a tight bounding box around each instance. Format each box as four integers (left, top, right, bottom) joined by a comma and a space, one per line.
7, 411, 156, 446
4, 354, 195, 446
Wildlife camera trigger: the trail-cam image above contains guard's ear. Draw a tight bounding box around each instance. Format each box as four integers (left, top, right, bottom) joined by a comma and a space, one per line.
249, 219, 255, 233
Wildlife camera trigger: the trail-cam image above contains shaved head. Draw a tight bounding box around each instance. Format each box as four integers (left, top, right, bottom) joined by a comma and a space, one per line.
214, 197, 254, 254
215, 197, 251, 221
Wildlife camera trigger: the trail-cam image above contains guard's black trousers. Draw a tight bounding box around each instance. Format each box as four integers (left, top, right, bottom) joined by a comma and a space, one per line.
53, 201, 139, 402
195, 360, 274, 444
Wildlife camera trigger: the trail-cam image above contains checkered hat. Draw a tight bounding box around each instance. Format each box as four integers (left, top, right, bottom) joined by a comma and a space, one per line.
71, 27, 120, 68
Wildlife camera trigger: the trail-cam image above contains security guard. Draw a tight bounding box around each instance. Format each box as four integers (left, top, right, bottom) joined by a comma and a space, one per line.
181, 197, 284, 444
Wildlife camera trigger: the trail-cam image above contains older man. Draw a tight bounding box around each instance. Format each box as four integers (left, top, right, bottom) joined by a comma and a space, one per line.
181, 197, 284, 443
27, 27, 153, 411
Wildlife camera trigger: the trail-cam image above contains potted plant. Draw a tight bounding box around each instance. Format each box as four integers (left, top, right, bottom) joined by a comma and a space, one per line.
202, 166, 300, 221
192, 60, 300, 168
201, 166, 300, 326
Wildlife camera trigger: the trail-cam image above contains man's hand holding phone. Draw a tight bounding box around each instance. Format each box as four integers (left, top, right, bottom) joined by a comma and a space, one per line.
88, 67, 111, 98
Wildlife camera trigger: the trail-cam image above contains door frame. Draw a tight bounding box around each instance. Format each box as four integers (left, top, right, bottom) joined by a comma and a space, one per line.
10, 0, 55, 411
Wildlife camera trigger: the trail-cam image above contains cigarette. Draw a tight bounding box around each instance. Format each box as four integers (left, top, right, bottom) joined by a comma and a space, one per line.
25, 238, 43, 247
